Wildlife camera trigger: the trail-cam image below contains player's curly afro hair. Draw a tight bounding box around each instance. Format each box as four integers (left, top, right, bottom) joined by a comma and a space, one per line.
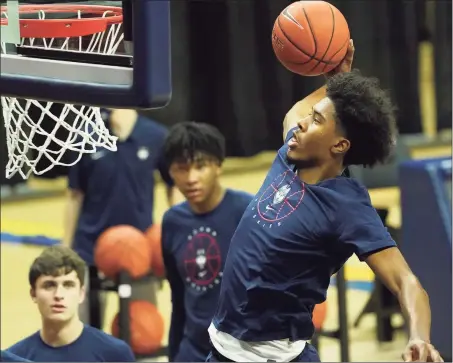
164, 121, 226, 165
326, 70, 398, 168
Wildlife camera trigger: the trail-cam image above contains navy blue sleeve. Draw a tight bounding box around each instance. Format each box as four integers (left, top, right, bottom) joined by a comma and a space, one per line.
2, 350, 32, 362
115, 341, 136, 362
336, 196, 397, 261
161, 212, 185, 361
67, 156, 87, 192
285, 126, 298, 143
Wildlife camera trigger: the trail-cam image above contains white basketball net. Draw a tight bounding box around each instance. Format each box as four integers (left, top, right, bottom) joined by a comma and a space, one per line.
1, 8, 123, 179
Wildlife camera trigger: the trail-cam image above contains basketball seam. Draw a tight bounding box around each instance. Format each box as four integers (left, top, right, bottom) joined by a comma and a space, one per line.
321, 35, 350, 72
305, 3, 336, 73
277, 12, 336, 65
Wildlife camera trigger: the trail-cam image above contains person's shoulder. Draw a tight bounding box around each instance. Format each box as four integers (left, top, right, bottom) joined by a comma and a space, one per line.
320, 176, 371, 202
163, 201, 191, 223
320, 176, 377, 223
82, 326, 135, 360
137, 115, 168, 137
7, 332, 40, 355
1, 350, 32, 362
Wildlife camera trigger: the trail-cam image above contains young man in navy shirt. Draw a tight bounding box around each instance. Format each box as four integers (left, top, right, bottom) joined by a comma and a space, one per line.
161, 122, 253, 362
207, 42, 443, 362
63, 108, 175, 328
6, 245, 135, 362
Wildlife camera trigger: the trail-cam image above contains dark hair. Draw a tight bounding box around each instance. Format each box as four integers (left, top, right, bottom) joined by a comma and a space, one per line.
29, 245, 86, 288
164, 121, 226, 165
326, 70, 397, 167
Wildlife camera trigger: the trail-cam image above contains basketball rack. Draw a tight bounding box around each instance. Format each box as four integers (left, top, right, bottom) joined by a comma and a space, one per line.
93, 271, 169, 360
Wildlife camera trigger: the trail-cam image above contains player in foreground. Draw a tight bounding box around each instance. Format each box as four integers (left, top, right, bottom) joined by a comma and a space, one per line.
207, 41, 443, 362
161, 122, 253, 361
6, 245, 135, 362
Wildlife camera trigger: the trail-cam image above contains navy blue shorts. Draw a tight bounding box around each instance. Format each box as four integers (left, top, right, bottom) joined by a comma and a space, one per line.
206, 343, 321, 362
174, 337, 210, 362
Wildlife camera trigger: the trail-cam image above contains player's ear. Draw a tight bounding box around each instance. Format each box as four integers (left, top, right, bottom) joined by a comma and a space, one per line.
215, 162, 222, 177
30, 288, 37, 302
79, 285, 86, 304
331, 137, 350, 156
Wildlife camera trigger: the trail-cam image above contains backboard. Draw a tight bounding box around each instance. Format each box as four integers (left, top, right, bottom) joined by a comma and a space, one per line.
0, 0, 172, 109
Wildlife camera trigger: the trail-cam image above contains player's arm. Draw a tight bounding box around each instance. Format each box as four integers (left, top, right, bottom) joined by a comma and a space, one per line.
62, 162, 86, 247
365, 248, 442, 362
156, 132, 176, 207
161, 216, 186, 361
283, 86, 326, 142
283, 40, 355, 142
62, 189, 84, 248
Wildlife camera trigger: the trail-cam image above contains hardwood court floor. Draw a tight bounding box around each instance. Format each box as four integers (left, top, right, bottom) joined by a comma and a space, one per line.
1, 166, 409, 362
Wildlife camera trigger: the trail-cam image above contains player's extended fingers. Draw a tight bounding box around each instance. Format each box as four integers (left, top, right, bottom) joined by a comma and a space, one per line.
418, 344, 429, 362
402, 350, 414, 362
427, 345, 444, 362
344, 39, 354, 64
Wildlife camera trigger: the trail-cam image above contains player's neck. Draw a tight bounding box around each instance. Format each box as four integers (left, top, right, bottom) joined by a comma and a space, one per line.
40, 317, 84, 348
190, 183, 225, 214
296, 163, 343, 184
109, 109, 138, 140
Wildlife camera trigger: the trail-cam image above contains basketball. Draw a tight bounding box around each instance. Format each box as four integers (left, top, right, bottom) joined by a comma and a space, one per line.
94, 225, 151, 279
111, 300, 165, 355
272, 1, 350, 76
313, 301, 328, 330
145, 224, 165, 278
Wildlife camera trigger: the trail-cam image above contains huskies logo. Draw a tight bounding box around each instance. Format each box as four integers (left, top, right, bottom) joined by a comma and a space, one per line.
183, 226, 222, 292
252, 170, 305, 228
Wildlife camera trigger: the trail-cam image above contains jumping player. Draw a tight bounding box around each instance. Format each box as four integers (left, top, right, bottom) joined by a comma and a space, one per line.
5, 246, 135, 362
207, 41, 443, 362
161, 122, 254, 361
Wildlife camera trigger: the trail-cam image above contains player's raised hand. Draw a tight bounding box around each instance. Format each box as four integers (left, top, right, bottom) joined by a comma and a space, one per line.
402, 339, 444, 362
325, 39, 355, 78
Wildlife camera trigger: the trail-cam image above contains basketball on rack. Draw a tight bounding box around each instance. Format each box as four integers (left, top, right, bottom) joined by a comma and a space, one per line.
94, 225, 151, 279
313, 301, 328, 331
145, 224, 165, 278
271, 0, 350, 76
111, 300, 165, 355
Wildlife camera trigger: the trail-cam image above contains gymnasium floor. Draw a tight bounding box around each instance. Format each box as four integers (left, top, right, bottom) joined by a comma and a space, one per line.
1, 157, 439, 363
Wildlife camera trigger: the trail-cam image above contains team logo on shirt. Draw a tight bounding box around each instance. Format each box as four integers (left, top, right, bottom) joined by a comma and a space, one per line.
183, 226, 222, 291
137, 147, 150, 160
252, 170, 305, 227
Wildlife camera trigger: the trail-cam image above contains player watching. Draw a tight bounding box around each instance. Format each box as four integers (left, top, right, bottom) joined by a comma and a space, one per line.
63, 108, 175, 329
206, 41, 443, 362
5, 245, 135, 362
161, 122, 253, 361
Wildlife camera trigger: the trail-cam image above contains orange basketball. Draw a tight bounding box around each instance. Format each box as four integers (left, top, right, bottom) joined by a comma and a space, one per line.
313, 301, 328, 330
145, 224, 165, 278
94, 225, 151, 279
111, 300, 164, 355
272, 1, 350, 76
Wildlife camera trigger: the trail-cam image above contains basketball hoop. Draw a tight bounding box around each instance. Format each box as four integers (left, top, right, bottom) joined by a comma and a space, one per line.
0, 5, 124, 179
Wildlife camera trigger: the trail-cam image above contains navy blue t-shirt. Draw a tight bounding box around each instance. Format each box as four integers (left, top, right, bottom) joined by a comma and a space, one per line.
212, 133, 396, 343
1, 350, 32, 362
6, 325, 135, 362
69, 115, 174, 265
162, 189, 253, 361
